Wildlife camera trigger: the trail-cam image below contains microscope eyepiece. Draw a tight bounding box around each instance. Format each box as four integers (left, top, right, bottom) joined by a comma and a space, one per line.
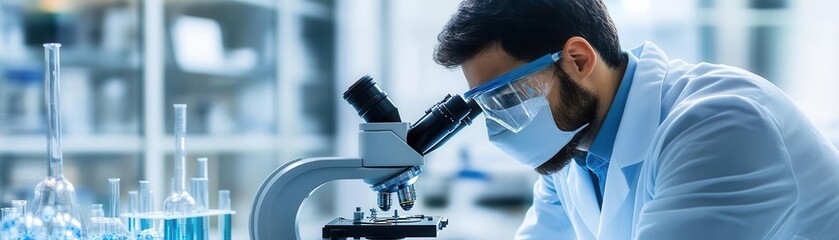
407, 95, 480, 155
344, 75, 402, 123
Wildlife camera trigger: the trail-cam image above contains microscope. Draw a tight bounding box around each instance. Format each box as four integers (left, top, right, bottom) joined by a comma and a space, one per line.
250, 76, 482, 239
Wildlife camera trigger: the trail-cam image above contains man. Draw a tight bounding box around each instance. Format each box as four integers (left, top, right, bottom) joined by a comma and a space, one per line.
434, 0, 839, 239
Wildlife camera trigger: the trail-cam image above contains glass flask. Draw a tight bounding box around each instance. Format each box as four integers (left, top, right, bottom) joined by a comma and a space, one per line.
29, 43, 85, 237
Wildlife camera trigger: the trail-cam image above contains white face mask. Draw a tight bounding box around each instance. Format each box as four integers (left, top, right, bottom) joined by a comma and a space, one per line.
487, 99, 588, 169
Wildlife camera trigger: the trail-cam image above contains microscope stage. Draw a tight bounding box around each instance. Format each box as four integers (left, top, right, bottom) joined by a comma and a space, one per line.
322, 215, 448, 239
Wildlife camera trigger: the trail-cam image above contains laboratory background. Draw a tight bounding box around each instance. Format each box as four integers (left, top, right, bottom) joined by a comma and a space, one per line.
0, 0, 838, 239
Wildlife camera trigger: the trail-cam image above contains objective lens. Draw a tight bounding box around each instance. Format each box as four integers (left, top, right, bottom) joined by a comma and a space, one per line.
377, 191, 392, 211
344, 75, 401, 123
396, 184, 417, 211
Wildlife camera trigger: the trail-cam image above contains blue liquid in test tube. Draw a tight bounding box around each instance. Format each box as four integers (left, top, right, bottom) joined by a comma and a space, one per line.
191, 157, 210, 240
128, 191, 138, 233
139, 180, 152, 230
218, 190, 231, 240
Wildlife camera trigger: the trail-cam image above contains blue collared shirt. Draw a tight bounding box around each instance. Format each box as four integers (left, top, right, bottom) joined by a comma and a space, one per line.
575, 51, 637, 208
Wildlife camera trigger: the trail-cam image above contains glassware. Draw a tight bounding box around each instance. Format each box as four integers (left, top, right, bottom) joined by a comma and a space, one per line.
136, 181, 161, 240
42, 205, 77, 239
1, 207, 24, 240
91, 204, 105, 218
88, 215, 130, 240
29, 43, 85, 236
194, 158, 209, 210
108, 178, 129, 239
88, 204, 105, 238
191, 177, 209, 240
11, 200, 26, 216
138, 180, 152, 231
136, 191, 161, 240
163, 104, 197, 240
127, 191, 138, 233
88, 178, 129, 240
190, 157, 210, 239
218, 190, 231, 240
108, 178, 121, 218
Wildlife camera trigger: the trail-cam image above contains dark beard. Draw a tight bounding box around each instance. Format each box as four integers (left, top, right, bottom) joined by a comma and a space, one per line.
535, 67, 599, 175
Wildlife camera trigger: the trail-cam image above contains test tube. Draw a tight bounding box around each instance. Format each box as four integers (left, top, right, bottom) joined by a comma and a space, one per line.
139, 180, 151, 230
195, 157, 210, 240
218, 190, 231, 240
0, 207, 20, 240
196, 158, 210, 209
10, 200, 26, 216
1, 207, 19, 238
149, 190, 155, 213
10, 200, 26, 236
91, 204, 104, 218
88, 204, 105, 238
191, 178, 208, 211
191, 178, 209, 240
197, 157, 208, 179
149, 190, 157, 232
173, 104, 188, 194
1, 207, 17, 221
108, 178, 120, 218
127, 191, 138, 233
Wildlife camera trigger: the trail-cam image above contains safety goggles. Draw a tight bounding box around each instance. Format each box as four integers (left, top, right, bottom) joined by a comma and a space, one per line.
464, 51, 561, 133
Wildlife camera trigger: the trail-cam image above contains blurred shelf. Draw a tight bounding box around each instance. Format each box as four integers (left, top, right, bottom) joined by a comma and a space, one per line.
61, 48, 142, 71
159, 134, 330, 153
295, 1, 330, 20
0, 55, 30, 66
189, 0, 330, 19
0, 135, 142, 154
177, 67, 262, 79
0, 134, 331, 154
170, 64, 275, 81
229, 0, 273, 9
167, 0, 274, 10
697, 8, 792, 27
0, 48, 141, 71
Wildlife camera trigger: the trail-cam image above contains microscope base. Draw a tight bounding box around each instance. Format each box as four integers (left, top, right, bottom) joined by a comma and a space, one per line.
322, 215, 448, 239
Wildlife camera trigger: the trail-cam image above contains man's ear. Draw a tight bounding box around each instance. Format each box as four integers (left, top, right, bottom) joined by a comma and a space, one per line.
560, 37, 597, 82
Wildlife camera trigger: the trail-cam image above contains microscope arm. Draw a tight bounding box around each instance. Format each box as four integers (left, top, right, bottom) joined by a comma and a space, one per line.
249, 156, 409, 240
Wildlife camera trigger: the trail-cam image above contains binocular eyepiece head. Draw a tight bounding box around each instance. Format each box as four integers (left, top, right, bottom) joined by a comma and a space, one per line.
343, 75, 482, 155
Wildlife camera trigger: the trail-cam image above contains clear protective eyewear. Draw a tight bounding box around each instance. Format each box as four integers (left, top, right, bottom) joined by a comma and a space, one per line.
464, 51, 562, 132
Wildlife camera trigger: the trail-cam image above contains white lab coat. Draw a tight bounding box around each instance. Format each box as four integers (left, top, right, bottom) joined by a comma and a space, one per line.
515, 42, 839, 240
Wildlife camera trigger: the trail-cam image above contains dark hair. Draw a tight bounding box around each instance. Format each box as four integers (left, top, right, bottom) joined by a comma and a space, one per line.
434, 0, 622, 69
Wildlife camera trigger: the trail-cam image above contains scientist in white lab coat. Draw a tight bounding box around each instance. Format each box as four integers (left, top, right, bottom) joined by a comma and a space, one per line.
433, 0, 839, 239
